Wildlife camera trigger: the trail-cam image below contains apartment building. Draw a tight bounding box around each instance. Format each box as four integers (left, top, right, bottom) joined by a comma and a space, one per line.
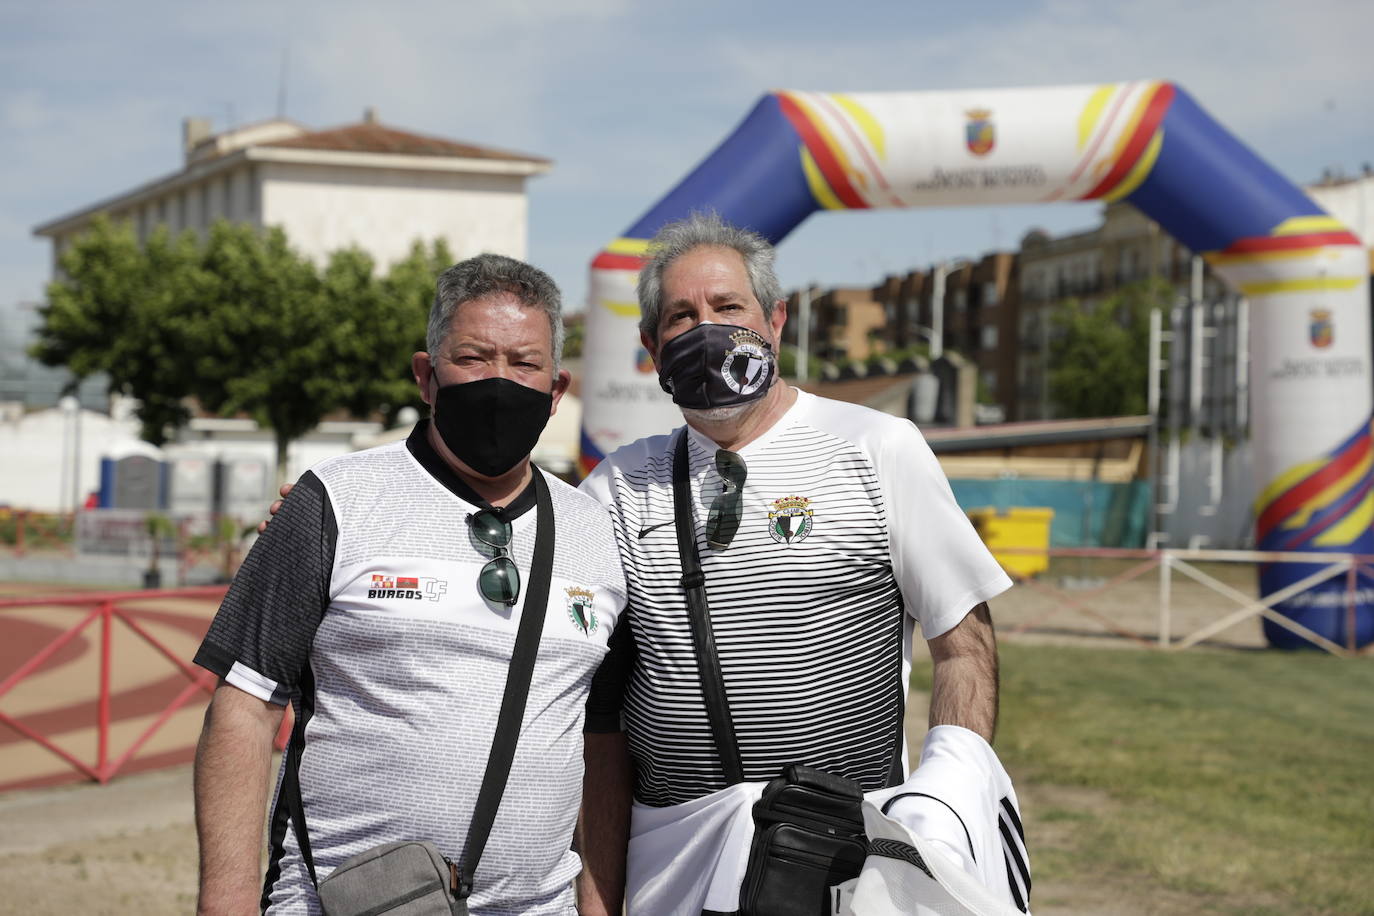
33, 110, 551, 275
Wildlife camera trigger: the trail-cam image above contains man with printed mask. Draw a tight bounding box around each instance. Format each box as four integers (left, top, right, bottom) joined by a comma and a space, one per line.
193, 253, 627, 915
575, 214, 1031, 916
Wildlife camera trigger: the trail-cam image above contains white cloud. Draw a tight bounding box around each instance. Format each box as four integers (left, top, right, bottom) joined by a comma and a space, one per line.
3, 0, 1372, 308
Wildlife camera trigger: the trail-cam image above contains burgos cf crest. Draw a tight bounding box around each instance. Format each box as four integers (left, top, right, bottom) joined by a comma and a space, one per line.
965, 108, 994, 157
768, 495, 814, 545
1310, 309, 1333, 348
721, 328, 771, 396
565, 586, 598, 636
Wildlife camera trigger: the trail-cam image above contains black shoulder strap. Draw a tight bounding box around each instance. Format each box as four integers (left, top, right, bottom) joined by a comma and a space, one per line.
672, 429, 745, 785
287, 468, 557, 901
457, 468, 555, 897
282, 704, 318, 887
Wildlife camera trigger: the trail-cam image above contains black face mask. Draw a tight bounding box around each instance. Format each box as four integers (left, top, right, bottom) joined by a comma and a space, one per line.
432, 377, 553, 478
656, 323, 775, 410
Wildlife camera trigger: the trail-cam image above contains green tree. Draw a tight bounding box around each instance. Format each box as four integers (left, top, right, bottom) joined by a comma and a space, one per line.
372, 239, 453, 425
561, 313, 585, 361
32, 220, 456, 479
190, 222, 350, 482
31, 216, 205, 443
1048, 278, 1171, 418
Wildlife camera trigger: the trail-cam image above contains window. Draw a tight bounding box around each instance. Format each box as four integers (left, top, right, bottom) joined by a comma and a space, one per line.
982, 281, 998, 307
981, 326, 999, 350
953, 289, 967, 311
248, 167, 260, 218
1120, 248, 1138, 281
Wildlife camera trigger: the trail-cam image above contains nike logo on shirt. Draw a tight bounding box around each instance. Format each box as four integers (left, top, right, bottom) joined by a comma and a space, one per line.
638, 520, 673, 539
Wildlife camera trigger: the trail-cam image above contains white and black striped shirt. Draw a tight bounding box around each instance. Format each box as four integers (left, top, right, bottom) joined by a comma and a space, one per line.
582, 391, 1011, 807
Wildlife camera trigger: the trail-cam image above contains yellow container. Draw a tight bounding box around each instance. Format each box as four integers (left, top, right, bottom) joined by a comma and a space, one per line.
967, 507, 1054, 578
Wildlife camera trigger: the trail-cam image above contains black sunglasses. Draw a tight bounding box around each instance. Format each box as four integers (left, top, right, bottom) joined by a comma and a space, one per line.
468, 508, 520, 606
706, 449, 747, 549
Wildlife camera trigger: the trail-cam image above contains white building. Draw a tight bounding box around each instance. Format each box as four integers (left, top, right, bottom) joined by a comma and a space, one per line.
0, 399, 153, 514
6, 113, 554, 516
33, 109, 551, 270
1308, 169, 1374, 253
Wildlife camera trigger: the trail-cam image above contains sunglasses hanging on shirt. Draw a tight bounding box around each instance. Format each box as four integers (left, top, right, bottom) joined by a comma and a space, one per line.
706, 449, 747, 549
468, 507, 520, 606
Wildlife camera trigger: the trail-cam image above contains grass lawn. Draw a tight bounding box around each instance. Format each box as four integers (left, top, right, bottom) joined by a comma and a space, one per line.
913, 644, 1374, 915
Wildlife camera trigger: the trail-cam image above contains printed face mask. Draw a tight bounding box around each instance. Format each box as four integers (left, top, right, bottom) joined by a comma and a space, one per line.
432, 377, 553, 477
656, 323, 775, 410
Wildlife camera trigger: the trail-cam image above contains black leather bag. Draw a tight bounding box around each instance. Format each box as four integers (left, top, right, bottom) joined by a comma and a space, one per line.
738, 765, 869, 916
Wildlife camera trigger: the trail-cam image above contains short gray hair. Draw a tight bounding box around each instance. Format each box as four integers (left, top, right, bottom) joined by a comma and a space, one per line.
427, 253, 565, 370
636, 212, 783, 341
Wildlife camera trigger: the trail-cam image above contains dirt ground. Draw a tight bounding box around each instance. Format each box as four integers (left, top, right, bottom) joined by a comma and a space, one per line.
0, 561, 1282, 914
0, 717, 1213, 916
0, 765, 201, 915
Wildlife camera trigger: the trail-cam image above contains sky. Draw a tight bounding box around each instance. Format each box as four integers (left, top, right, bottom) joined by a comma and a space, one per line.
3, 0, 1373, 314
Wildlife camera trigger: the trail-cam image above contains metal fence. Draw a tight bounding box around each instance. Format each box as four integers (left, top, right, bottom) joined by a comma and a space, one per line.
999, 546, 1374, 657
0, 585, 288, 788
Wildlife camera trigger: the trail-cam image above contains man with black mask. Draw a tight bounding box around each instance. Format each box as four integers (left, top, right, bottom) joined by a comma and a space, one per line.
193, 254, 626, 915
575, 214, 1030, 915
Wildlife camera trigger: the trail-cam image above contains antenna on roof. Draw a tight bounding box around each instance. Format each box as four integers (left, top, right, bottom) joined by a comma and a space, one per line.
277, 46, 290, 119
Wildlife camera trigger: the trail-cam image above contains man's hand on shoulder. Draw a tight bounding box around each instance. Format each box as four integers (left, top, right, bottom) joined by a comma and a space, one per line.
256, 483, 294, 534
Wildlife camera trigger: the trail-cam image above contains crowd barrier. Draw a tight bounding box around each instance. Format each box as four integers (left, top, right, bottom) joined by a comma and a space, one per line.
3, 548, 1367, 790
999, 546, 1374, 657
0, 585, 289, 788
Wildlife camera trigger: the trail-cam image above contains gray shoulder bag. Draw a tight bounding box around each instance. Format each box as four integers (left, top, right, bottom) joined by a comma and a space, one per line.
281, 470, 556, 916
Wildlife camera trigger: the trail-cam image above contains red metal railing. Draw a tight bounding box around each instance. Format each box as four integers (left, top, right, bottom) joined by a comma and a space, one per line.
0, 586, 290, 787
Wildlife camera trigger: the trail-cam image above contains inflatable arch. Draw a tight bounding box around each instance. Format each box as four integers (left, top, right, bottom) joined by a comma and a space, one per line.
579, 82, 1373, 649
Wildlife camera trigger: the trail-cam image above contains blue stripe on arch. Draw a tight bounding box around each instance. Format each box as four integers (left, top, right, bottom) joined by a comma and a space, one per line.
623, 93, 819, 245
1126, 85, 1326, 253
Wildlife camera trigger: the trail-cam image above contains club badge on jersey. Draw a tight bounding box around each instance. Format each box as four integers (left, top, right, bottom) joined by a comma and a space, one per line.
768, 495, 814, 545
657, 323, 775, 410
565, 585, 599, 636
